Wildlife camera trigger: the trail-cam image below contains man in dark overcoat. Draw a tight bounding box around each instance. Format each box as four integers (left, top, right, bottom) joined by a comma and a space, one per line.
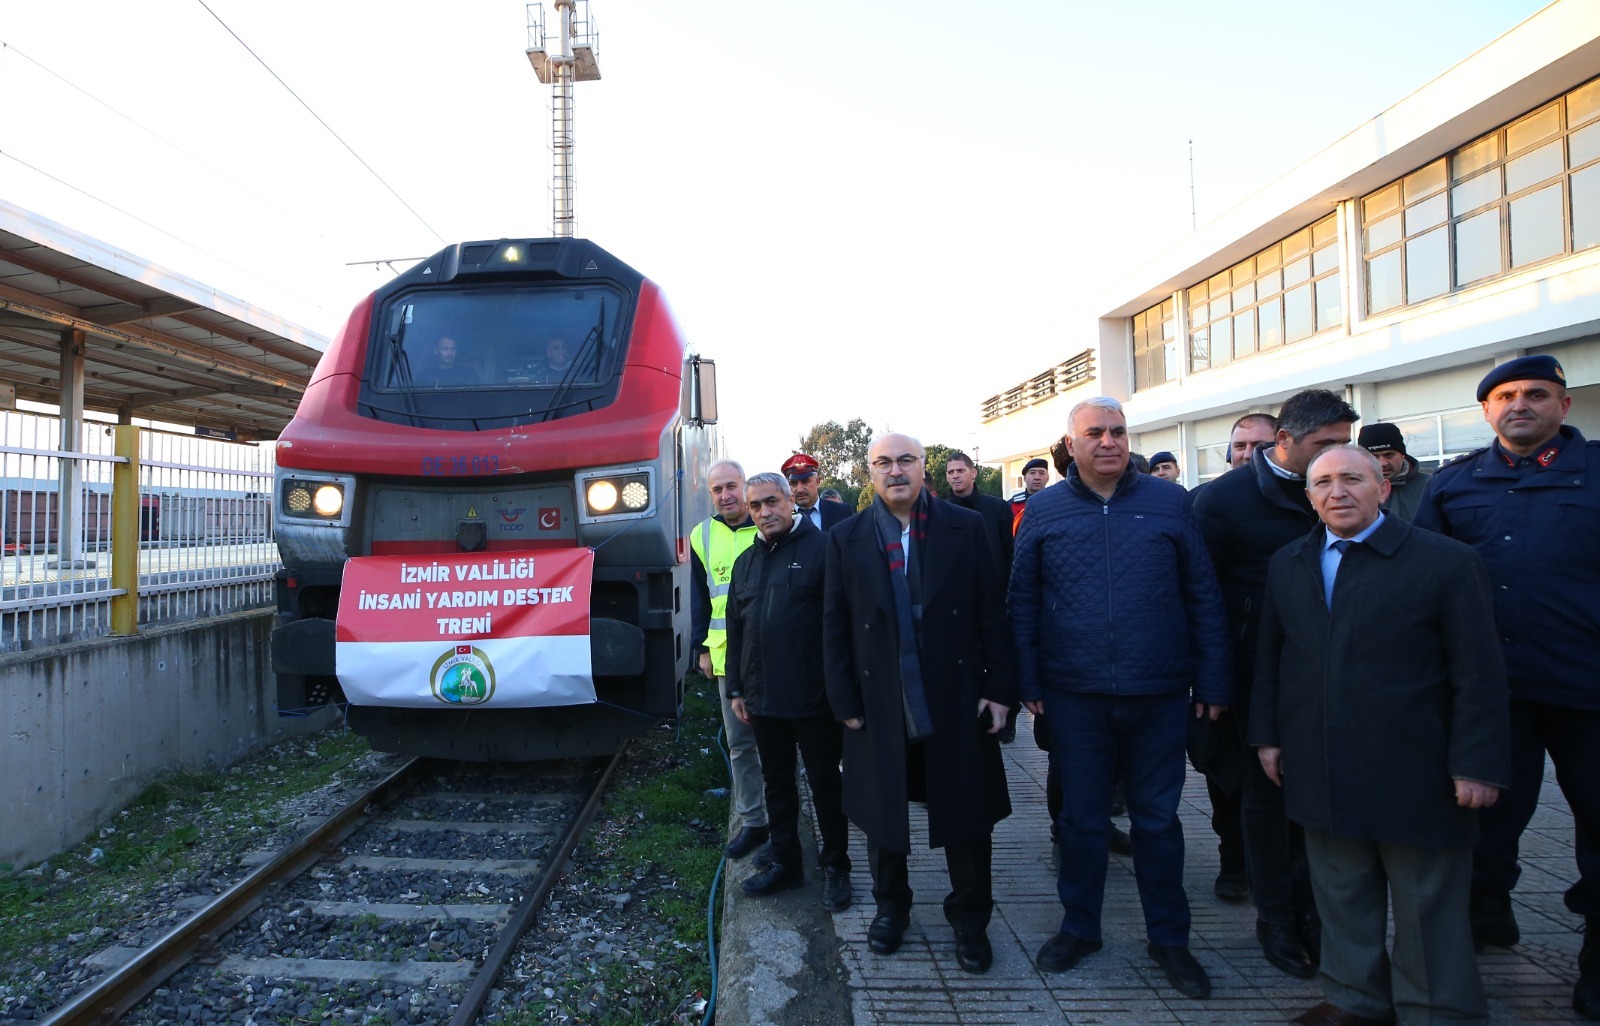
1252, 444, 1509, 1026
823, 432, 1015, 974
1192, 388, 1359, 978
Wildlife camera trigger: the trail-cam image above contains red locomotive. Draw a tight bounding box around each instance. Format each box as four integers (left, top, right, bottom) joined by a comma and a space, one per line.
270, 238, 717, 759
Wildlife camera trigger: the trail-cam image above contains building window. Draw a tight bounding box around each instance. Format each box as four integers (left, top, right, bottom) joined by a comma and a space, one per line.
1363, 75, 1600, 314
1186, 214, 1341, 376
1133, 298, 1177, 390
1389, 407, 1493, 470
1195, 442, 1230, 483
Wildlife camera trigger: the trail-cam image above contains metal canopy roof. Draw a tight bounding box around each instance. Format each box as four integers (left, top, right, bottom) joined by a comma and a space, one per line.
0, 199, 328, 441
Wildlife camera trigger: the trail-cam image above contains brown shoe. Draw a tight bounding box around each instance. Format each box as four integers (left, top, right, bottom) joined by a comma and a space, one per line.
1290, 1001, 1392, 1026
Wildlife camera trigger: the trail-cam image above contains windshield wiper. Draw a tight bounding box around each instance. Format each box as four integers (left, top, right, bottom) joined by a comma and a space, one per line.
543, 301, 606, 422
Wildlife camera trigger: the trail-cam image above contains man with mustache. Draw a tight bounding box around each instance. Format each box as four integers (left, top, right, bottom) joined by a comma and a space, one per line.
1011, 396, 1230, 999
1416, 355, 1600, 1019
823, 433, 1014, 973
724, 472, 850, 913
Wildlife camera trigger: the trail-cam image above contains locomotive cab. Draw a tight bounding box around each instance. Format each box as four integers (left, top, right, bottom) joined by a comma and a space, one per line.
270, 238, 715, 760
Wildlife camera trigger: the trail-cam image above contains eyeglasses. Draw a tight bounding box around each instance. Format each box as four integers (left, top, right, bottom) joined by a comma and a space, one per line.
869, 454, 923, 472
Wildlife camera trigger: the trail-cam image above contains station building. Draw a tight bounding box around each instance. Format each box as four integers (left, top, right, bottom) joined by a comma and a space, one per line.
979, 0, 1600, 488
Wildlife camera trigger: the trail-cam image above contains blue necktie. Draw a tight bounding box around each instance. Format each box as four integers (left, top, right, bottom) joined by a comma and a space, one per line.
1326, 539, 1354, 608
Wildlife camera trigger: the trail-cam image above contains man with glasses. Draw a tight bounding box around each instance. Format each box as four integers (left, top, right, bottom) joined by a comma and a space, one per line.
781, 453, 851, 532
824, 434, 1015, 973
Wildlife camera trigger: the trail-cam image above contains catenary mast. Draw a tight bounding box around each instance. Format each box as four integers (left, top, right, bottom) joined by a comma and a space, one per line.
526, 2, 602, 238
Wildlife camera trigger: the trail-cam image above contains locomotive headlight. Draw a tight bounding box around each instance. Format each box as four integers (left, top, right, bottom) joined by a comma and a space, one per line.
285, 483, 313, 514
312, 484, 345, 517
577, 469, 654, 521
587, 480, 619, 513
278, 475, 355, 525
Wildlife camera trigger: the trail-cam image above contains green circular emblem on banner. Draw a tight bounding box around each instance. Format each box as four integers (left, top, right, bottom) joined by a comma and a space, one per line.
431, 646, 496, 705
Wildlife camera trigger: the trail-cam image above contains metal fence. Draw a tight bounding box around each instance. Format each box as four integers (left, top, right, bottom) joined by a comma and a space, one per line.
0, 411, 278, 652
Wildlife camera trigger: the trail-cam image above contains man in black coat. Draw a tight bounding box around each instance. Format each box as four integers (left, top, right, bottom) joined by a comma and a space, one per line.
1252, 444, 1509, 1026
725, 472, 851, 913
823, 432, 1015, 974
944, 450, 1020, 743
1192, 388, 1359, 978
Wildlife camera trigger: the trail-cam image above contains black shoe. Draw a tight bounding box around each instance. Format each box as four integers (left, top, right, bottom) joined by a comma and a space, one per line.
1470, 891, 1520, 951
955, 930, 993, 972
725, 825, 769, 860
1035, 931, 1102, 972
1108, 825, 1133, 857
1576, 923, 1600, 1020
1298, 910, 1323, 966
1213, 870, 1249, 902
1148, 943, 1211, 999
822, 866, 853, 913
1257, 919, 1316, 978
740, 861, 804, 896
868, 910, 909, 954
751, 841, 775, 868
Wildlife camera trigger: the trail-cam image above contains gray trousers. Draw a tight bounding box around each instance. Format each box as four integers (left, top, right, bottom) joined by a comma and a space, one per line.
1305, 828, 1486, 1025
717, 676, 767, 829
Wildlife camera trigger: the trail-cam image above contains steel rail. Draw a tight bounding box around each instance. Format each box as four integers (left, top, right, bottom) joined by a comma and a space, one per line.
447, 748, 627, 1026
35, 757, 425, 1026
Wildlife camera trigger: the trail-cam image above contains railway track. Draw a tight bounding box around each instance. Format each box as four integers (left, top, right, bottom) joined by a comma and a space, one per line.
34, 752, 624, 1026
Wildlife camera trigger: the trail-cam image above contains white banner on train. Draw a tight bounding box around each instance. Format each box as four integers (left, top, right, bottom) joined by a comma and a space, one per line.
334, 549, 597, 708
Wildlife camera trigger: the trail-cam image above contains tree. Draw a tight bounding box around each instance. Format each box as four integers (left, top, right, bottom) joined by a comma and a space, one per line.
797, 419, 873, 490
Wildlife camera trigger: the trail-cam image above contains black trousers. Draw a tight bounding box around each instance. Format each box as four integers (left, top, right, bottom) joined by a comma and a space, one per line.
867, 835, 993, 935
748, 711, 850, 872
1474, 700, 1600, 919
1239, 702, 1316, 925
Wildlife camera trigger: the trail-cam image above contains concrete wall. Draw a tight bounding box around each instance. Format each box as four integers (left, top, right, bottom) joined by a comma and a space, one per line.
0, 609, 337, 868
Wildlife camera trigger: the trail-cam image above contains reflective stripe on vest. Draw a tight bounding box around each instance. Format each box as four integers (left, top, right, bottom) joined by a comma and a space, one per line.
690, 515, 757, 676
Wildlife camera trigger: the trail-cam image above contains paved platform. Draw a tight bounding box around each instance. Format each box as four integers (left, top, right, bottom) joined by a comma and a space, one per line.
718, 711, 1587, 1025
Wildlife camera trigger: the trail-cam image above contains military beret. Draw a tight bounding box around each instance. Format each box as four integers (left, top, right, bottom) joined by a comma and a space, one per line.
1477, 355, 1566, 402
1148, 451, 1178, 469
1022, 457, 1048, 473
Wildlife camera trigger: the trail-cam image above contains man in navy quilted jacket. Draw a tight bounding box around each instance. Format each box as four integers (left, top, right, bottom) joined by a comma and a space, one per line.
1011, 395, 1232, 999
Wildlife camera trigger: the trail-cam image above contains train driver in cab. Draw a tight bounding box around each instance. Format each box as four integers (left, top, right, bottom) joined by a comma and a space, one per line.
425, 334, 478, 387
542, 336, 573, 382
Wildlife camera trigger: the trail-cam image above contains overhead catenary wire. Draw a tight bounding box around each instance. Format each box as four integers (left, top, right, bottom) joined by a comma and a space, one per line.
0, 39, 334, 251
193, 0, 446, 245
0, 148, 331, 317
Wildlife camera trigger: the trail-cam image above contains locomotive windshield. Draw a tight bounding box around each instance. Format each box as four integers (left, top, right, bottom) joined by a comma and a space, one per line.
358, 284, 630, 431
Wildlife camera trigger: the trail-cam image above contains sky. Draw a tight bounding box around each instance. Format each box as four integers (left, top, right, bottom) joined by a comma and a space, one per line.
0, 0, 1553, 468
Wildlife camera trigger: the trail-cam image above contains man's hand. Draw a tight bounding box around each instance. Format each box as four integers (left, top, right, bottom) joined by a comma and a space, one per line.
842, 717, 864, 730
697, 651, 713, 678
1024, 700, 1044, 716
730, 697, 750, 725
1258, 746, 1284, 787
1455, 780, 1500, 809
978, 699, 1008, 735
1194, 702, 1228, 721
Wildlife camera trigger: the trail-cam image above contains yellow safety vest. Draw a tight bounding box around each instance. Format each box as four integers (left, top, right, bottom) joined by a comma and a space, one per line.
689, 516, 758, 677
